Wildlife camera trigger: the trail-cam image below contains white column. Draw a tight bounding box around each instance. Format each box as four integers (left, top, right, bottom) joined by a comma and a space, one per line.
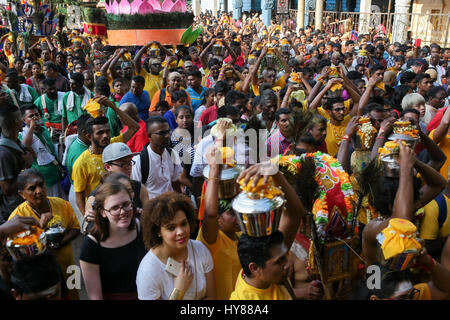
297, 0, 305, 33
193, 0, 201, 16
358, 0, 372, 35
392, 0, 412, 43
314, 0, 323, 31
212, 0, 218, 16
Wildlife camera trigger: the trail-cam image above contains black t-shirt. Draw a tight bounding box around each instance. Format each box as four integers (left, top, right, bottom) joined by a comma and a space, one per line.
79, 227, 147, 295
0, 145, 25, 223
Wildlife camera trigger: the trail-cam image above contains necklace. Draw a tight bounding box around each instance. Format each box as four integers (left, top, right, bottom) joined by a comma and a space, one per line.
27, 198, 51, 219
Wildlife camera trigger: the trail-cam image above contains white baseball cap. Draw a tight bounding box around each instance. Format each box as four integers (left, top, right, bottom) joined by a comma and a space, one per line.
102, 143, 139, 163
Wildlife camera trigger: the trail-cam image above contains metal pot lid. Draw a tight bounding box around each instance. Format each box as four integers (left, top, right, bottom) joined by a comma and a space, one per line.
203, 165, 243, 180
232, 191, 285, 214
45, 226, 65, 234
388, 133, 418, 141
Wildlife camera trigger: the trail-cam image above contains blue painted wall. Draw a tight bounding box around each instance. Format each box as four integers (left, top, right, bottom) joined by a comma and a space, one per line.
326, 0, 337, 11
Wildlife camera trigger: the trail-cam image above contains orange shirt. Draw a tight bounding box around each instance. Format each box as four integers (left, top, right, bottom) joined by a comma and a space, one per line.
149, 86, 192, 112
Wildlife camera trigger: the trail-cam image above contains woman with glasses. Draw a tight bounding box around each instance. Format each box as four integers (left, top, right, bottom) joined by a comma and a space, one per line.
80, 180, 147, 300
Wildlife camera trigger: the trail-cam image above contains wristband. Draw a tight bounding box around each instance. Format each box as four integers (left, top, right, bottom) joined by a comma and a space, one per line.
342, 135, 351, 141
169, 288, 185, 300
376, 136, 385, 140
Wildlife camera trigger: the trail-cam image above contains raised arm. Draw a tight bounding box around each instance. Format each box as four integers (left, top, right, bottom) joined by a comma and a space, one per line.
431, 105, 450, 144
100, 50, 118, 77
413, 158, 447, 211
199, 38, 216, 70
133, 42, 155, 74
358, 75, 379, 116
109, 49, 125, 79
223, 40, 237, 65
98, 96, 139, 142
337, 116, 360, 173
307, 66, 329, 105
416, 122, 447, 172
251, 46, 268, 87
309, 78, 342, 111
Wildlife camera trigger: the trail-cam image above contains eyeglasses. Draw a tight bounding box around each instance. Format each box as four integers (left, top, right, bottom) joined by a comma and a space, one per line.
151, 130, 171, 136
109, 160, 135, 169
103, 200, 133, 216
392, 288, 420, 300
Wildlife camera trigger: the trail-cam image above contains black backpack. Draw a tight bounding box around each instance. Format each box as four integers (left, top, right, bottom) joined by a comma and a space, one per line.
139, 143, 173, 184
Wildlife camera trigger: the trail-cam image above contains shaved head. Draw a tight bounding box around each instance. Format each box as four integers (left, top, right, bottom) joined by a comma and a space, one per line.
120, 102, 139, 122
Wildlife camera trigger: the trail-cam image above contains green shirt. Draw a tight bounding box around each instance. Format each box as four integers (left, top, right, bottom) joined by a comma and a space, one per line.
66, 138, 89, 184
34, 94, 63, 124
61, 90, 93, 124
19, 126, 59, 187
106, 99, 123, 138
6, 84, 39, 108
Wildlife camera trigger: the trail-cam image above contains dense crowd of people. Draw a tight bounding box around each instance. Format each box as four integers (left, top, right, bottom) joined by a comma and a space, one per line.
0, 9, 450, 301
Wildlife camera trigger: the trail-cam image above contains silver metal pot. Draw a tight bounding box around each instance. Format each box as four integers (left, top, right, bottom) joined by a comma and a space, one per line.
380, 154, 400, 177
232, 192, 285, 237
212, 44, 225, 57
203, 165, 242, 199
6, 230, 47, 261
265, 54, 278, 69
45, 226, 65, 248
388, 133, 419, 149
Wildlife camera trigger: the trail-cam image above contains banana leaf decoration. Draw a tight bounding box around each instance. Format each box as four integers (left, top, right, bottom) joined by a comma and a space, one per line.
180, 25, 203, 45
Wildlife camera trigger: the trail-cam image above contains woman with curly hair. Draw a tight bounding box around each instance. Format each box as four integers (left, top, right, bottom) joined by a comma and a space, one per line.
136, 192, 216, 300
79, 180, 146, 300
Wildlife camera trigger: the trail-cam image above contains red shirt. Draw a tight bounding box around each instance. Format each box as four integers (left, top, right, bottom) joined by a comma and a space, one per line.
121, 119, 149, 153
427, 106, 447, 132
224, 52, 245, 67
198, 104, 218, 127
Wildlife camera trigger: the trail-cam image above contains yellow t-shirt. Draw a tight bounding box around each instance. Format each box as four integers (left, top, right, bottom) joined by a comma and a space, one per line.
325, 115, 351, 157
197, 228, 241, 300
414, 283, 431, 300
230, 270, 292, 300
419, 193, 450, 240
8, 197, 80, 281
140, 69, 163, 101
251, 76, 287, 97
317, 99, 352, 120
72, 134, 124, 198
429, 131, 450, 179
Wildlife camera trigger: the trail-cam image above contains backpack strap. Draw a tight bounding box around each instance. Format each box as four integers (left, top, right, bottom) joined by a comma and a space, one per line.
159, 88, 166, 103
140, 143, 150, 185
434, 193, 447, 229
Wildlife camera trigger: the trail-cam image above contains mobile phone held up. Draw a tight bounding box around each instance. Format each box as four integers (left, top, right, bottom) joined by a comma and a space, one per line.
165, 257, 181, 277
